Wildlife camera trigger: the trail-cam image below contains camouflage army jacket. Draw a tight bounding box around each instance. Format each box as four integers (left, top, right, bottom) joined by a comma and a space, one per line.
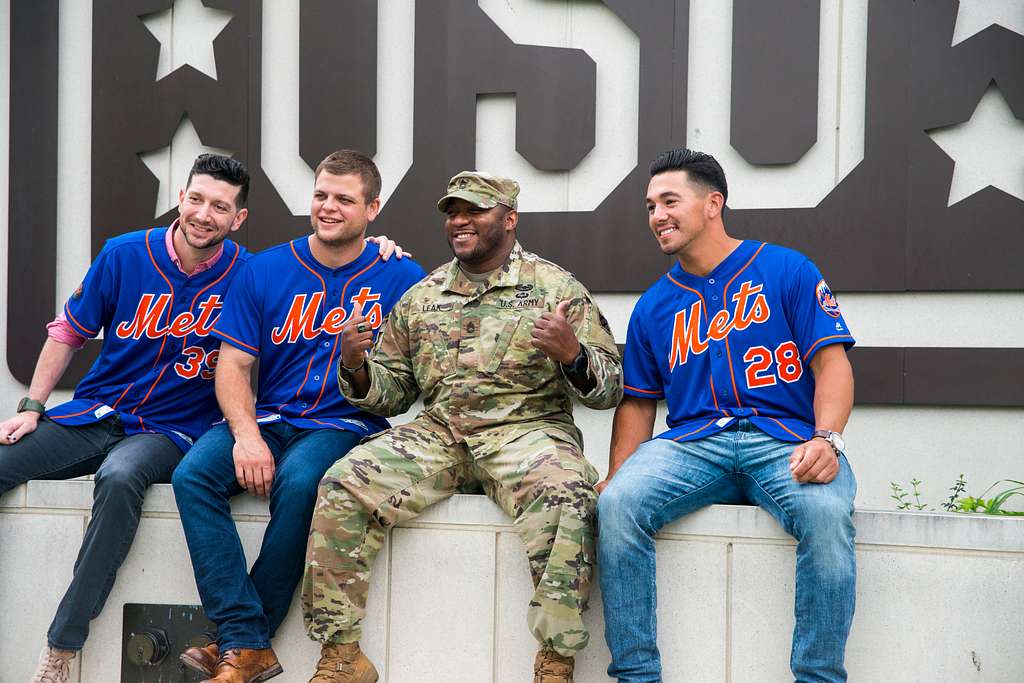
338, 242, 623, 454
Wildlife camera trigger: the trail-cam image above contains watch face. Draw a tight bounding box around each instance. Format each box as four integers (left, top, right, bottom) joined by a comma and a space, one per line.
830, 432, 846, 453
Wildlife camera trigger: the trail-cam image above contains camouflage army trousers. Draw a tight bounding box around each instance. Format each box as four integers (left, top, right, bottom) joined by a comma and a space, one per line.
302, 417, 598, 657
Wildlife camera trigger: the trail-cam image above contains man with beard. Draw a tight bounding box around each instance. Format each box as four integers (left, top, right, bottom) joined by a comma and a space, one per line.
597, 149, 857, 682
300, 171, 623, 683
0, 154, 250, 683
172, 150, 425, 683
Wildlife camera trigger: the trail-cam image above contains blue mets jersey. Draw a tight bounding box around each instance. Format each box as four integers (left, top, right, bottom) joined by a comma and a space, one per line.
51, 227, 248, 452
623, 240, 855, 443
212, 237, 426, 437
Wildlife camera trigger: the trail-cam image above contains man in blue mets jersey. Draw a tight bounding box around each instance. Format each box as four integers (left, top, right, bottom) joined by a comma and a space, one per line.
172, 149, 425, 683
0, 154, 250, 682
597, 149, 857, 683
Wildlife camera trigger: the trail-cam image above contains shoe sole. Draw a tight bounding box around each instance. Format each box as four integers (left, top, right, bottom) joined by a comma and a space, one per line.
250, 663, 284, 682
179, 652, 214, 677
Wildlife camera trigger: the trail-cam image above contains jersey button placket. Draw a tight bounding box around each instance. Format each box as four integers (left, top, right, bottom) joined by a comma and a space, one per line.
707, 280, 732, 410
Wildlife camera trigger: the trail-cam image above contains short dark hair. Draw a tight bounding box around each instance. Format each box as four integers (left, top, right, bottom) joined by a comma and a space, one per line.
187, 154, 250, 208
650, 148, 728, 204
315, 150, 382, 203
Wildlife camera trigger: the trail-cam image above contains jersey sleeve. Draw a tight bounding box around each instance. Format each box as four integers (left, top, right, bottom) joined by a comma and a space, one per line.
212, 261, 263, 356
398, 259, 428, 292
622, 297, 664, 399
63, 242, 118, 339
786, 258, 856, 364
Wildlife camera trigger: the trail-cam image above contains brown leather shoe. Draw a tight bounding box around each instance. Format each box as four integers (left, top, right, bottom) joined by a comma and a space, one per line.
534, 649, 574, 683
308, 642, 378, 683
200, 647, 283, 683
180, 642, 219, 677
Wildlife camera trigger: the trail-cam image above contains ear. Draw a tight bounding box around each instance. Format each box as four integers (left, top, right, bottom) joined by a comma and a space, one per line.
230, 207, 249, 232
504, 209, 519, 231
365, 197, 382, 223
178, 188, 186, 208
705, 191, 724, 220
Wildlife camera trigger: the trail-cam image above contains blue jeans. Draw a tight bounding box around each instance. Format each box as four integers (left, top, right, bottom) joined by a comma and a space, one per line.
173, 421, 361, 650
598, 420, 856, 683
0, 416, 181, 650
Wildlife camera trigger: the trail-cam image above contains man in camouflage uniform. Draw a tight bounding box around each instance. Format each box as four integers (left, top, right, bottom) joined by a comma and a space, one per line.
301, 171, 623, 683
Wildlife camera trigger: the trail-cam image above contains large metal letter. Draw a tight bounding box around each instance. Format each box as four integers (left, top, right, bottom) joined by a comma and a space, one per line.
475, 0, 639, 213
261, 0, 414, 213
687, 0, 867, 209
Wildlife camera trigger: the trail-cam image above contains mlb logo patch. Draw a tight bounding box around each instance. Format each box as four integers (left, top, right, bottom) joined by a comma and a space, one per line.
816, 279, 842, 318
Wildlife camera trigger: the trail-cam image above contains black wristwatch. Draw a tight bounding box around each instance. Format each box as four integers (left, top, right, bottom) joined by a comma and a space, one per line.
812, 429, 845, 455
339, 358, 366, 381
560, 345, 589, 379
17, 397, 46, 414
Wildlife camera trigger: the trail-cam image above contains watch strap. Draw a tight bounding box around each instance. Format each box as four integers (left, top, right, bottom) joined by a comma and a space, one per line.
812, 429, 840, 454
17, 397, 46, 414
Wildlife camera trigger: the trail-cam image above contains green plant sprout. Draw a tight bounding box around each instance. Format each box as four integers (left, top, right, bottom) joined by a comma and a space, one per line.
889, 476, 1024, 516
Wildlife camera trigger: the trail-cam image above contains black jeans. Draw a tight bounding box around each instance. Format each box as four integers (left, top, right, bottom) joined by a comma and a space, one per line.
0, 415, 181, 650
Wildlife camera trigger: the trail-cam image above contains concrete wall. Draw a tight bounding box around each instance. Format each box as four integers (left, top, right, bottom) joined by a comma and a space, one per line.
2, 483, 1022, 682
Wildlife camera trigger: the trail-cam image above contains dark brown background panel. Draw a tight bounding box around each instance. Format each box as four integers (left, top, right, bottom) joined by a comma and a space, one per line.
8, 1, 60, 385
447, 0, 596, 172
7, 1, 1024, 400
603, 345, 1024, 407
91, 0, 252, 255
299, 0, 378, 165
8, 0, 99, 388
905, 0, 1024, 292
730, 0, 820, 165
726, 0, 912, 293
903, 348, 1024, 407
847, 347, 903, 404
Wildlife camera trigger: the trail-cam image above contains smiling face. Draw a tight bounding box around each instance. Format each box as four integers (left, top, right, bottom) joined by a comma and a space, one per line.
645, 170, 721, 256
310, 171, 381, 247
443, 198, 517, 272
176, 173, 247, 251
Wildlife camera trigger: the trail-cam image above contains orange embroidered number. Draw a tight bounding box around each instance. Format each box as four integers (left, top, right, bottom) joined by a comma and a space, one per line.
775, 341, 803, 383
743, 341, 803, 388
743, 346, 777, 388
175, 346, 219, 380
200, 349, 220, 380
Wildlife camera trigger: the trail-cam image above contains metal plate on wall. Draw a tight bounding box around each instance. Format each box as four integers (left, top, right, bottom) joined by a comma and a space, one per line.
121, 603, 214, 682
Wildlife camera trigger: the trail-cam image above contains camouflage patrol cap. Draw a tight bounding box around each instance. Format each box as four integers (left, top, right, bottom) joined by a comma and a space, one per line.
437, 171, 519, 212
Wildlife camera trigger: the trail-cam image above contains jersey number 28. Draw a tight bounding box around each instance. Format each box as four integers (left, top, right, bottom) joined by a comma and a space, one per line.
742, 341, 802, 388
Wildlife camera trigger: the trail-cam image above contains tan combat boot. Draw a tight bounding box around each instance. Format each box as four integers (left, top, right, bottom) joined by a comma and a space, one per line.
533, 649, 574, 683
30, 646, 75, 683
308, 642, 378, 683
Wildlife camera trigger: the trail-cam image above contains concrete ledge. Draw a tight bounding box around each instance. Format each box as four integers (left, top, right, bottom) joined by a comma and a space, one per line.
8, 482, 1022, 552
1, 481, 1022, 682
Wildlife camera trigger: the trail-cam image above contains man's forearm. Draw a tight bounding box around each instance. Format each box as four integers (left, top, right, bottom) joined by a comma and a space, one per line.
606, 396, 657, 480
810, 347, 854, 434
216, 361, 261, 441
26, 338, 78, 405
342, 363, 371, 399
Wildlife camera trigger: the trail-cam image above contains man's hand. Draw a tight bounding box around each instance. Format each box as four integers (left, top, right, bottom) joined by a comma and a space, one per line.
789, 438, 839, 483
595, 478, 611, 494
531, 300, 581, 365
233, 434, 275, 497
0, 412, 40, 445
366, 235, 412, 261
341, 301, 373, 371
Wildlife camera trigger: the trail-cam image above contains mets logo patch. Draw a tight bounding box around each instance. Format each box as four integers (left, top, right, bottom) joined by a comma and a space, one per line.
815, 279, 841, 318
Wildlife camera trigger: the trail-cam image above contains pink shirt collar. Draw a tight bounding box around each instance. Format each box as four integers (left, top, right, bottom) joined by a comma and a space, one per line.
166, 219, 225, 276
